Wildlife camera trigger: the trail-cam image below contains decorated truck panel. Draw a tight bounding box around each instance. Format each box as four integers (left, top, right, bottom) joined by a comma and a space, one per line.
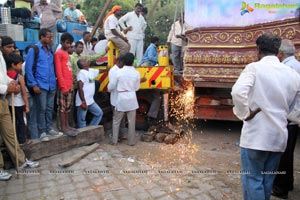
183, 0, 300, 120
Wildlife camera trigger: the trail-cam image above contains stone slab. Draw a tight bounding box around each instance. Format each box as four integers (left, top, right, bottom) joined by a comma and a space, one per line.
21, 125, 104, 160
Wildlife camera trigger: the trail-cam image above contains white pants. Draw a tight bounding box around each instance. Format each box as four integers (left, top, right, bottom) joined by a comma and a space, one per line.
128, 38, 144, 66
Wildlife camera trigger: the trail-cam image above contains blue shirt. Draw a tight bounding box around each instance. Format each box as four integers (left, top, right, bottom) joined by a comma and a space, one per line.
25, 42, 56, 91
64, 8, 79, 21
141, 43, 158, 66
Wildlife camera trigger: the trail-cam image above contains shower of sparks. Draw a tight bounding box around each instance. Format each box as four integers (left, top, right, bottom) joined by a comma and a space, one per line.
139, 83, 200, 170
90, 84, 204, 196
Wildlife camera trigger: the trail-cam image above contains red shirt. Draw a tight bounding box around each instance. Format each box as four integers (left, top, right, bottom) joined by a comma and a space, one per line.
54, 49, 73, 92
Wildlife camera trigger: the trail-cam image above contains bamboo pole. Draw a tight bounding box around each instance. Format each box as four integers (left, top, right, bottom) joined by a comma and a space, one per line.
90, 0, 112, 38
11, 93, 19, 177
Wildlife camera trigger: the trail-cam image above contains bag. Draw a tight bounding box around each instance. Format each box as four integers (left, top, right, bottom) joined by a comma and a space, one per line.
24, 45, 39, 96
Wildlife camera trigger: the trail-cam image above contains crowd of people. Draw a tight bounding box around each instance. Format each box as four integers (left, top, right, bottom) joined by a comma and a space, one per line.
0, 3, 299, 200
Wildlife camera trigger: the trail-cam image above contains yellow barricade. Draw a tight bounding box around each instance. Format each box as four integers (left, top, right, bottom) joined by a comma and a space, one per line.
92, 42, 174, 91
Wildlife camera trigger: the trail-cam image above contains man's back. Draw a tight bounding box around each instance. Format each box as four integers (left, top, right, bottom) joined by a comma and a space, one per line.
232, 55, 300, 152
115, 65, 140, 112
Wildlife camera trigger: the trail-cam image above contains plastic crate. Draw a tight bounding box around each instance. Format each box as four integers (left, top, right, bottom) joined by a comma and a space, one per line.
0, 24, 24, 41
24, 28, 39, 42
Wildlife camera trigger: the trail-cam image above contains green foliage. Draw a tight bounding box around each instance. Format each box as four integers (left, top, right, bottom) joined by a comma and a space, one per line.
82, 0, 137, 26
70, 0, 183, 47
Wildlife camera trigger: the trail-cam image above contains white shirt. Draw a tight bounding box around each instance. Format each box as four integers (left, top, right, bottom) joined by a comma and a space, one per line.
76, 68, 99, 106
0, 52, 12, 95
283, 56, 300, 125
104, 15, 121, 39
231, 56, 300, 152
167, 20, 191, 46
108, 65, 140, 112
119, 11, 147, 40
283, 56, 300, 74
107, 64, 120, 107
94, 39, 108, 54
79, 39, 93, 56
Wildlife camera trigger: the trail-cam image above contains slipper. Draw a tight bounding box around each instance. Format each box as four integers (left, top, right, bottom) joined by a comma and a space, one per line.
26, 140, 33, 145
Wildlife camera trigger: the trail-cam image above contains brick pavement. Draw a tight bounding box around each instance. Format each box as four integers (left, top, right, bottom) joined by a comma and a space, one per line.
0, 126, 299, 200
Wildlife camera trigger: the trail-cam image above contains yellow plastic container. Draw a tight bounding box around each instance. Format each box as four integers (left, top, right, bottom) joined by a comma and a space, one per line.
158, 45, 169, 66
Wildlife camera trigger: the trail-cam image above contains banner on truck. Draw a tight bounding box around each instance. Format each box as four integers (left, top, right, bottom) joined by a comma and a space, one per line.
185, 0, 299, 27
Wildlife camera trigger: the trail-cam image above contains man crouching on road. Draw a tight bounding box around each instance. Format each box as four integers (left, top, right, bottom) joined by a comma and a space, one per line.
231, 33, 300, 200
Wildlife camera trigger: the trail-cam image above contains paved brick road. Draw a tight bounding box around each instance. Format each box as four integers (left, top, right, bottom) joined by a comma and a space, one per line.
0, 121, 299, 200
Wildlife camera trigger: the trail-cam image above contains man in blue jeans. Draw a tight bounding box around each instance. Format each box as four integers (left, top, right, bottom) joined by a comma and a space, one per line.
25, 28, 62, 142
231, 34, 300, 200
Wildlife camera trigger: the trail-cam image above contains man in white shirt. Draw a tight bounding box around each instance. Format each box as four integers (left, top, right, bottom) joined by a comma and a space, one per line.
94, 33, 108, 54
79, 31, 92, 56
108, 53, 140, 146
119, 3, 147, 65
103, 5, 130, 56
272, 39, 300, 199
231, 34, 300, 200
167, 15, 191, 73
107, 56, 127, 140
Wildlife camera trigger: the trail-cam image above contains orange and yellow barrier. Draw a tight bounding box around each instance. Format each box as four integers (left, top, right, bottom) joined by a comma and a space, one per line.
93, 65, 174, 91
92, 41, 174, 91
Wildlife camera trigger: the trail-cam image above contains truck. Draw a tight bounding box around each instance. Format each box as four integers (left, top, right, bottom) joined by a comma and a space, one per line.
181, 0, 300, 121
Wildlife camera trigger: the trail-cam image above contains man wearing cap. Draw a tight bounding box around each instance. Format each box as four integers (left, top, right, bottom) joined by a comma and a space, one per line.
103, 5, 130, 56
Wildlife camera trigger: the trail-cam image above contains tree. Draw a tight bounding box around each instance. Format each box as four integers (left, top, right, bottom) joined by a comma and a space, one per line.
72, 0, 181, 47
82, 0, 136, 26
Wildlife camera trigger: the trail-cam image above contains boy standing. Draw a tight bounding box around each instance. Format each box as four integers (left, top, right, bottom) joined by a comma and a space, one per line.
54, 32, 78, 136
6, 53, 30, 145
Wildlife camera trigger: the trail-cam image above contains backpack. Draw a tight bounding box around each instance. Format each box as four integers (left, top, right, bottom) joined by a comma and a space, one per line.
24, 45, 39, 96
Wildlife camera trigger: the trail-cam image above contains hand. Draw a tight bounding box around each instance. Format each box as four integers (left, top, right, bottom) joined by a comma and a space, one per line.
122, 37, 128, 43
245, 108, 261, 121
14, 86, 20, 94
140, 76, 147, 83
63, 91, 69, 97
80, 101, 87, 110
105, 46, 110, 52
127, 26, 133, 31
7, 81, 18, 93
33, 85, 41, 94
25, 106, 30, 113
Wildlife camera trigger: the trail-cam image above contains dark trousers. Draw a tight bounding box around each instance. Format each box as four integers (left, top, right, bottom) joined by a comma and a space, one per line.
273, 124, 299, 194
9, 106, 27, 144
